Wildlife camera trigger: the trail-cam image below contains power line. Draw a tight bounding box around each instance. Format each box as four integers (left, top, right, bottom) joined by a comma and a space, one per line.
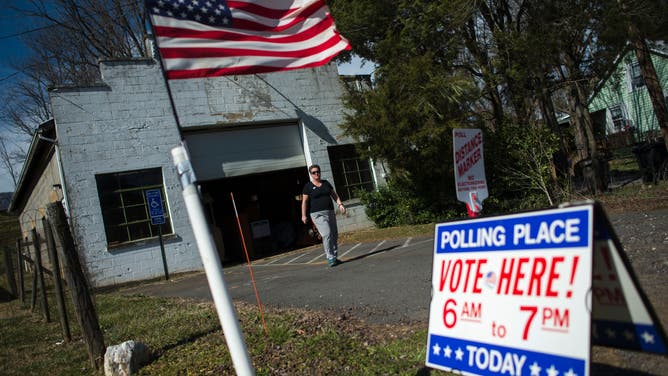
0, 24, 57, 40
0, 0, 144, 40
0, 72, 21, 83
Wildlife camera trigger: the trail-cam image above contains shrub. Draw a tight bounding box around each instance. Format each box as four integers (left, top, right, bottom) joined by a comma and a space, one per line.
359, 181, 457, 227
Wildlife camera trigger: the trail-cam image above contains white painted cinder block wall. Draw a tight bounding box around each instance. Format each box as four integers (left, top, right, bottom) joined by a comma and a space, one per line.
167, 62, 374, 232
50, 60, 202, 287
49, 59, 375, 286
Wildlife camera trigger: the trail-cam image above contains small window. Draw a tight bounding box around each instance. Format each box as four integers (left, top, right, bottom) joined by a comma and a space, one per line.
609, 104, 624, 130
327, 144, 375, 201
96, 168, 172, 246
630, 62, 644, 90
341, 75, 373, 93
609, 104, 631, 131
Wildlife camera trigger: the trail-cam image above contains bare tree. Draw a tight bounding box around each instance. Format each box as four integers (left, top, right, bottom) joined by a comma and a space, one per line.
17, 0, 148, 63
629, 25, 668, 147
2, 0, 148, 136
3, 73, 53, 138
0, 137, 19, 190
620, 0, 668, 148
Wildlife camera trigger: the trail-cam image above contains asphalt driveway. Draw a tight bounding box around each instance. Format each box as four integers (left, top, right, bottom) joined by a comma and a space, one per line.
119, 235, 436, 324
118, 209, 668, 329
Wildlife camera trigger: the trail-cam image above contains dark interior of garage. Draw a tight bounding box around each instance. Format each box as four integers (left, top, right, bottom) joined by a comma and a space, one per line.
199, 167, 320, 263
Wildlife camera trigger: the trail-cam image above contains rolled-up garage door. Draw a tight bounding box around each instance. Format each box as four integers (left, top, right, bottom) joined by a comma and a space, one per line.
184, 124, 306, 181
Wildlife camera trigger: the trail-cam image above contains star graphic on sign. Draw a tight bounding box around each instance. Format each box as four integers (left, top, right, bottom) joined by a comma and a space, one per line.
641, 331, 655, 344
444, 345, 453, 358
564, 368, 578, 376
432, 343, 441, 356
546, 364, 559, 376
529, 361, 542, 376
455, 347, 464, 360
623, 330, 635, 341
606, 328, 616, 338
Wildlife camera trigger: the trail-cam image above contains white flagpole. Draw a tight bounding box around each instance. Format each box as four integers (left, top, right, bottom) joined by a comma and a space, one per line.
172, 145, 255, 376
147, 14, 253, 373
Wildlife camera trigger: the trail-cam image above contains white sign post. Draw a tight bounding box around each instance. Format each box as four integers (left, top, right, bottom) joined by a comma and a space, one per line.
427, 206, 594, 376
171, 146, 255, 376
453, 129, 488, 215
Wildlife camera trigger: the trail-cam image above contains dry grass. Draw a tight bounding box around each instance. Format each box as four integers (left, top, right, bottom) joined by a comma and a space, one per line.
339, 181, 668, 244
585, 182, 668, 214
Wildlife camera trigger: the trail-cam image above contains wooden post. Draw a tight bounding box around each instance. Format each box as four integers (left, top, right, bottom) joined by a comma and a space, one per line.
30, 256, 37, 311
3, 246, 17, 298
43, 217, 71, 342
46, 201, 105, 370
16, 238, 24, 304
31, 228, 51, 323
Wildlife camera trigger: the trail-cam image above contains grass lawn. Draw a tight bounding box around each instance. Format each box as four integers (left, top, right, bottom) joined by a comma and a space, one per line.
1, 181, 666, 375
0, 210, 445, 375
0, 292, 440, 375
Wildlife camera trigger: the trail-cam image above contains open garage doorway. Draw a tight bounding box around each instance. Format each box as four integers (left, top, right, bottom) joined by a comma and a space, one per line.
199, 167, 319, 264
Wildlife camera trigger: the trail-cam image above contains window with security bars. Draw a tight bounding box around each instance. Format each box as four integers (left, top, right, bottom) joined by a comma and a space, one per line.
327, 144, 375, 201
96, 168, 172, 246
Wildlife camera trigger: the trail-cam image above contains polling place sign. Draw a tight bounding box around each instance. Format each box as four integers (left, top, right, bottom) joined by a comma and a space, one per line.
590, 209, 667, 354
453, 128, 488, 205
426, 206, 594, 376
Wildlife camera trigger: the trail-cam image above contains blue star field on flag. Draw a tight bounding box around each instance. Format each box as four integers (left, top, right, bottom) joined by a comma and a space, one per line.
146, 0, 232, 27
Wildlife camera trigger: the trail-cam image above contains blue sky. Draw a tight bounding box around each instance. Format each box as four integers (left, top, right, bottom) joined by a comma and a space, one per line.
0, 1, 36, 193
0, 1, 374, 194
337, 56, 375, 77
0, 3, 30, 77
0, 1, 37, 85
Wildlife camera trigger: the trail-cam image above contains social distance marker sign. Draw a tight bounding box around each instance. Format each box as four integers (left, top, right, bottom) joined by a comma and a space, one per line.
453, 128, 488, 204
426, 206, 593, 376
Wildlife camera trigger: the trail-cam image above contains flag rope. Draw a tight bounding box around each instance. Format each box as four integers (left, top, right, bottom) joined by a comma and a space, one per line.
230, 191, 269, 336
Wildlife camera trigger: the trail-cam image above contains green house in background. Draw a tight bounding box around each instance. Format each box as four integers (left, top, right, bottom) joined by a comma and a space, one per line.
589, 46, 668, 147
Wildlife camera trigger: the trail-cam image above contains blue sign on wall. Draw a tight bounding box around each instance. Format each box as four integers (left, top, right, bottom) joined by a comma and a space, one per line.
145, 189, 165, 225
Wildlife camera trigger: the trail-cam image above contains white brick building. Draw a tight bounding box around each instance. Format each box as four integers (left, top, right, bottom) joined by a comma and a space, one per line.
10, 58, 382, 287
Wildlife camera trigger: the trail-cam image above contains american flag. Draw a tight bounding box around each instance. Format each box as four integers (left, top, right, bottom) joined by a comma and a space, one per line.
146, 0, 351, 79
484, 271, 497, 289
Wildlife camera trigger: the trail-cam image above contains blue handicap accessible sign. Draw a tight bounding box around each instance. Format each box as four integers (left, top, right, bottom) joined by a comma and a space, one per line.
145, 189, 165, 225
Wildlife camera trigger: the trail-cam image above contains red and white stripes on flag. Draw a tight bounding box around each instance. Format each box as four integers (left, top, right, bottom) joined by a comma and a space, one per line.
147, 0, 351, 79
